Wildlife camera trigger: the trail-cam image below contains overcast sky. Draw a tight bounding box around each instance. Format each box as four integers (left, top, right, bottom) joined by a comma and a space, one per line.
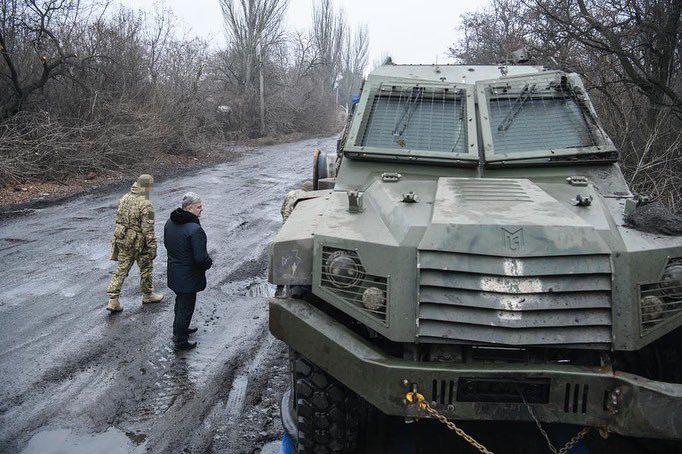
117, 0, 486, 65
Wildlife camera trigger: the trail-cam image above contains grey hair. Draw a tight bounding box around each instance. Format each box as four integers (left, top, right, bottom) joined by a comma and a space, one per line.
181, 192, 202, 209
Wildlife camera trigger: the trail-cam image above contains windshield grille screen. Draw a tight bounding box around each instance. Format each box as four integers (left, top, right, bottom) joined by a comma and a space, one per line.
489, 95, 595, 154
360, 89, 467, 153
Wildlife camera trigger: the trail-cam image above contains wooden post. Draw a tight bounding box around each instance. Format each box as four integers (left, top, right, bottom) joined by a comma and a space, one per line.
257, 44, 265, 137
257, 43, 265, 136
259, 65, 265, 136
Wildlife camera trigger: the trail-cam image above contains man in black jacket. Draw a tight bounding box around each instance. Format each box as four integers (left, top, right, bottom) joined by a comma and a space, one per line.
164, 192, 213, 350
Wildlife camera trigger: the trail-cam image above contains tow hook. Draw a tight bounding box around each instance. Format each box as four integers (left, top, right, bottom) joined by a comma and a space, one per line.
606, 386, 624, 414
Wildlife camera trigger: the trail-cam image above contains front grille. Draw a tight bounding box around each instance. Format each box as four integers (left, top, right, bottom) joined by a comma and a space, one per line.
417, 251, 612, 346
321, 247, 388, 322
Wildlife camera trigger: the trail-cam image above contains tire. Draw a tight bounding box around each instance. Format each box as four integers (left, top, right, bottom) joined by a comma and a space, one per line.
312, 148, 322, 190
312, 150, 338, 190
291, 351, 361, 453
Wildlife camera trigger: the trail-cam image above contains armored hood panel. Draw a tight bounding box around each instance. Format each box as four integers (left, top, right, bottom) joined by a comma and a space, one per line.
419, 178, 611, 257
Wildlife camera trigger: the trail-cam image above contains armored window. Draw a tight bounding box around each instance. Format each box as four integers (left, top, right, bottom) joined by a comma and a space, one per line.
359, 87, 468, 154
477, 74, 612, 161
489, 94, 595, 154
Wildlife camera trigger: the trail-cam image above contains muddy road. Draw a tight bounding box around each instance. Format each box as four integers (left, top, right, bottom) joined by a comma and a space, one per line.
0, 136, 673, 454
0, 137, 327, 453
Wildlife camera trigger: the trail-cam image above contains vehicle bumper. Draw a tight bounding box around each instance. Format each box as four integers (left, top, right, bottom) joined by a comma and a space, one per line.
269, 298, 682, 440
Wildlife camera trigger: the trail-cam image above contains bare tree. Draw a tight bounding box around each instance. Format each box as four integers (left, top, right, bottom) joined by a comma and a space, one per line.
536, 0, 681, 119
219, 0, 288, 87
0, 0, 97, 119
289, 30, 320, 82
311, 0, 346, 92
219, 0, 288, 135
338, 24, 368, 107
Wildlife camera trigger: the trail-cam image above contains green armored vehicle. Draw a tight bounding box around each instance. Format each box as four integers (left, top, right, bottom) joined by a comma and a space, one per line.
269, 64, 682, 452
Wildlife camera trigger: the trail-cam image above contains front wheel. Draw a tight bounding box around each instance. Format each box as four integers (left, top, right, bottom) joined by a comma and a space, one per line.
290, 351, 362, 453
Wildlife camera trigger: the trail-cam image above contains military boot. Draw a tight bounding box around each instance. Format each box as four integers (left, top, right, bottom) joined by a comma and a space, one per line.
142, 292, 164, 304
106, 297, 123, 313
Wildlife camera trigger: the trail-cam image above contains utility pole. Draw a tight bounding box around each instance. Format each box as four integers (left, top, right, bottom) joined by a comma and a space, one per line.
257, 43, 265, 136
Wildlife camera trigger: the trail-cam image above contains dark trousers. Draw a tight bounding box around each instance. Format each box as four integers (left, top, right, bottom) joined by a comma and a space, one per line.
173, 292, 197, 343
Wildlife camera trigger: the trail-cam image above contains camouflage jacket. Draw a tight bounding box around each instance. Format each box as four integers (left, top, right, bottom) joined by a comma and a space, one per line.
112, 183, 157, 252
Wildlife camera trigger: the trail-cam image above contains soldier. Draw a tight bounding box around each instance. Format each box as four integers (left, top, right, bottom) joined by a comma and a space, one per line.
106, 174, 164, 312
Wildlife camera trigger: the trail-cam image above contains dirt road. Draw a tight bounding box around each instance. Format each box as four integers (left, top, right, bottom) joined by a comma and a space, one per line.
0, 137, 328, 453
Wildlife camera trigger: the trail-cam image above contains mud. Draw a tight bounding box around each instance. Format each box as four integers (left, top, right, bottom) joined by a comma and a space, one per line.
0, 137, 321, 453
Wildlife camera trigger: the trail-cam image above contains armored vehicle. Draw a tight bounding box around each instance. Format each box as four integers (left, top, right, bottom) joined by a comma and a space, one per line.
268, 64, 682, 452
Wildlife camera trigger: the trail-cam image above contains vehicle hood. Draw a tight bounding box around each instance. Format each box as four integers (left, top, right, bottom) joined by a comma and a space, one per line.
316, 176, 616, 256
417, 177, 613, 256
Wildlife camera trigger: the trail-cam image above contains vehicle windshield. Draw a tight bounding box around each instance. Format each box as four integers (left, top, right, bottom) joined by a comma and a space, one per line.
486, 81, 598, 156
349, 75, 609, 162
360, 87, 468, 154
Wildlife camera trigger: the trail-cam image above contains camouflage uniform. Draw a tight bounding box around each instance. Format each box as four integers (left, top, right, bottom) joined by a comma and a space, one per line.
106, 174, 163, 311
281, 189, 314, 221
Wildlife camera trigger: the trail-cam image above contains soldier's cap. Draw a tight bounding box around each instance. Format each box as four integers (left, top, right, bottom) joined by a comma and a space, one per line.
136, 174, 154, 188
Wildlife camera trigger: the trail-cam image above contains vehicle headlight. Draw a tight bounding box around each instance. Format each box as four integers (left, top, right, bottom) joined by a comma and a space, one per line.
641, 295, 664, 322
640, 259, 682, 333
362, 287, 385, 311
660, 261, 682, 297
325, 250, 364, 288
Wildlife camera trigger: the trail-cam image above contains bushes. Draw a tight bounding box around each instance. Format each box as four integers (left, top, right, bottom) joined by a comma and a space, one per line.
0, 109, 178, 184
0, 0, 366, 187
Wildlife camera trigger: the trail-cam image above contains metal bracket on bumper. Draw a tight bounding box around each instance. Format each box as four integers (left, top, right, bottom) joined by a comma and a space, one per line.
269, 298, 682, 440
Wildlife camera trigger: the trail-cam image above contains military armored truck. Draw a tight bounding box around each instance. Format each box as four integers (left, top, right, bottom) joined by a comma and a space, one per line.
268, 64, 682, 452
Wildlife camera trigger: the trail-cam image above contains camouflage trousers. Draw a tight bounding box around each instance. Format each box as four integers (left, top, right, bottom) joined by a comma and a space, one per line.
107, 247, 155, 298
281, 189, 306, 220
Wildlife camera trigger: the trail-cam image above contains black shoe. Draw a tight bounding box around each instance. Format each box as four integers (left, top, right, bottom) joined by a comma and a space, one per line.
175, 341, 197, 351
187, 327, 198, 335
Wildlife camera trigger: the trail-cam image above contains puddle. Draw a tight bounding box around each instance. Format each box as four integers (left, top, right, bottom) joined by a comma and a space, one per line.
0, 208, 36, 216
93, 205, 117, 213
219, 279, 274, 298
20, 427, 145, 454
125, 431, 147, 444
1, 238, 34, 244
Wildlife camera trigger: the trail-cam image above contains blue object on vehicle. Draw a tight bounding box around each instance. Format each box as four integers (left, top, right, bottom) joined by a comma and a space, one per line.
280, 433, 295, 454
352, 95, 360, 105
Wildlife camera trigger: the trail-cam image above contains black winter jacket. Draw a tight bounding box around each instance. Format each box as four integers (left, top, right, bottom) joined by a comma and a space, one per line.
164, 208, 213, 294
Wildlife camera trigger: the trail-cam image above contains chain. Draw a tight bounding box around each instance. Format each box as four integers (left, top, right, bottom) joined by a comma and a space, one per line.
520, 391, 560, 453
406, 390, 591, 454
406, 391, 495, 454
422, 404, 496, 454
519, 389, 591, 454
556, 427, 590, 454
